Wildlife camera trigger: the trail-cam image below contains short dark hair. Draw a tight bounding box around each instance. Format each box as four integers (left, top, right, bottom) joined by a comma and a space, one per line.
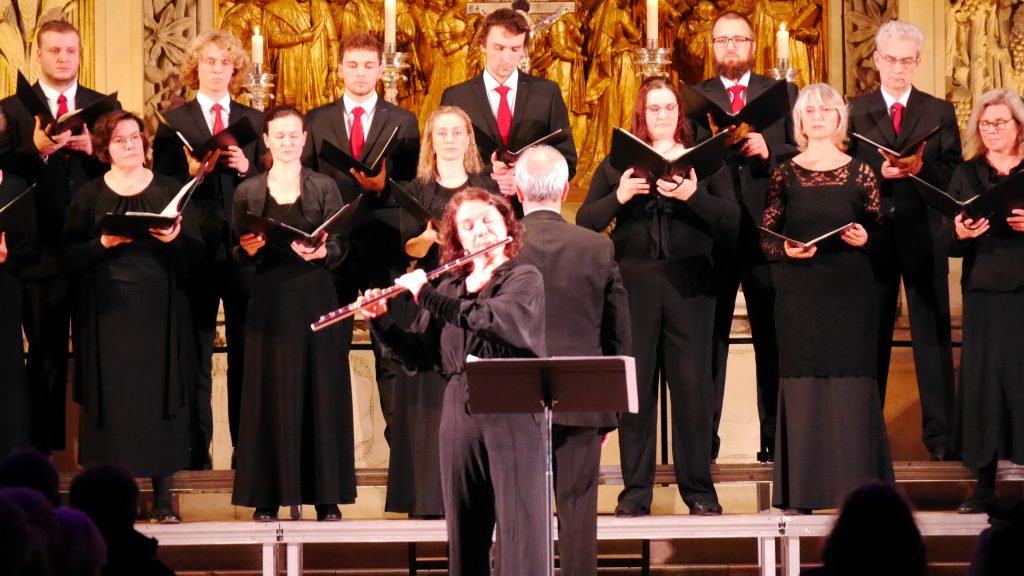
69, 464, 140, 535
340, 32, 382, 62
36, 20, 80, 47
0, 449, 60, 507
262, 104, 306, 133
712, 11, 755, 35
477, 8, 531, 48
440, 187, 523, 263
91, 111, 150, 164
630, 77, 693, 146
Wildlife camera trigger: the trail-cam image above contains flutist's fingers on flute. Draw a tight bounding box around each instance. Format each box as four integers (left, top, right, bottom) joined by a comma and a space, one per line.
358, 288, 389, 319
395, 269, 428, 299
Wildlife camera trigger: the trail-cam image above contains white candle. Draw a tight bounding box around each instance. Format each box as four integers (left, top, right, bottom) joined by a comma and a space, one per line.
384, 0, 397, 46
252, 25, 264, 66
776, 23, 789, 60
646, 0, 658, 47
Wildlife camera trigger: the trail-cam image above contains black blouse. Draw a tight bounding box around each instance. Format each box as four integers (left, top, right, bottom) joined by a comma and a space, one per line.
949, 156, 1024, 292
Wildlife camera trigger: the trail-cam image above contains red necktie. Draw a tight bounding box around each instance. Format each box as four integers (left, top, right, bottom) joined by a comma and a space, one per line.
727, 85, 745, 114
56, 93, 68, 120
891, 103, 904, 136
351, 107, 365, 159
495, 85, 512, 145
211, 102, 225, 134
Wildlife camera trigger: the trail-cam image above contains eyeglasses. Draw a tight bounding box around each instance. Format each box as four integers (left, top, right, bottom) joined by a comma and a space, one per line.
803, 106, 838, 117
712, 36, 753, 48
110, 132, 143, 148
877, 54, 919, 68
978, 119, 1016, 132
645, 104, 678, 116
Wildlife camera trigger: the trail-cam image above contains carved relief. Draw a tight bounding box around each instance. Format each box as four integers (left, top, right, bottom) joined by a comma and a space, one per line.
842, 0, 897, 97
143, 0, 198, 135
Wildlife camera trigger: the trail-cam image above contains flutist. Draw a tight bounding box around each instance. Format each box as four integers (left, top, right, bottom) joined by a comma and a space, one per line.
359, 188, 549, 576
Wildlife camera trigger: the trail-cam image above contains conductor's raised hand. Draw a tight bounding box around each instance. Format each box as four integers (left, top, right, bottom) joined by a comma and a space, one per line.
616, 168, 650, 204
784, 240, 816, 259
840, 223, 868, 247
954, 213, 989, 239
239, 232, 266, 257
358, 288, 389, 319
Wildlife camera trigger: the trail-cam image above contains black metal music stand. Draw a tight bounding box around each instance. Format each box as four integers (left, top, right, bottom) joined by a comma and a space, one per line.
465, 355, 638, 576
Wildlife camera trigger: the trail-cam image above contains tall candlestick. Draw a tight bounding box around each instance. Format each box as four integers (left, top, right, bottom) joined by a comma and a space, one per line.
646, 0, 658, 48
384, 0, 397, 46
776, 23, 789, 60
252, 25, 264, 67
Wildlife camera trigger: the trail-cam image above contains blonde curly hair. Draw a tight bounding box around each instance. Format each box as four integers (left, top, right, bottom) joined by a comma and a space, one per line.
179, 30, 252, 95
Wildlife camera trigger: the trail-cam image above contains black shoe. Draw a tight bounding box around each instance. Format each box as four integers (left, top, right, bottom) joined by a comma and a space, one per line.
253, 507, 278, 522
152, 506, 181, 524
957, 494, 997, 514
315, 504, 342, 521
614, 501, 650, 518
757, 449, 775, 463
689, 501, 723, 516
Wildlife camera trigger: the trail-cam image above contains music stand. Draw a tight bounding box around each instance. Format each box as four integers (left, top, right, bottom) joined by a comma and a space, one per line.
465, 355, 638, 576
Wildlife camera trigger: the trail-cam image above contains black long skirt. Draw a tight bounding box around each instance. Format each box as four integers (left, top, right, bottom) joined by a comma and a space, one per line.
232, 263, 356, 508
959, 289, 1024, 469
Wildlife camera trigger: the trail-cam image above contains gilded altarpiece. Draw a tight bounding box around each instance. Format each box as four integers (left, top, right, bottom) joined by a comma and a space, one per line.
0, 0, 94, 95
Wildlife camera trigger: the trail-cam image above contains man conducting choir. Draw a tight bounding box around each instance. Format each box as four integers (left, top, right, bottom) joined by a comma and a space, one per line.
515, 144, 631, 576
690, 11, 798, 463
362, 190, 548, 575
0, 20, 121, 455
303, 32, 420, 446
152, 29, 265, 470
847, 19, 961, 461
440, 7, 577, 200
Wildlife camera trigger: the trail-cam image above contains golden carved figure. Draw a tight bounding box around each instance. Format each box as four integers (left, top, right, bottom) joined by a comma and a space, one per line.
576, 0, 642, 185
419, 0, 472, 121
263, 0, 340, 110
537, 7, 588, 146
340, 0, 384, 37
221, 0, 267, 57
411, 0, 446, 85
684, 0, 720, 79
396, 0, 426, 111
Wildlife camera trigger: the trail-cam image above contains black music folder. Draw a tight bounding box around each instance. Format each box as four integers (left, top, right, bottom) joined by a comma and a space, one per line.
852, 123, 943, 160
96, 177, 203, 237
189, 117, 259, 159
681, 79, 792, 133
238, 195, 363, 250
960, 171, 1024, 221
909, 175, 980, 219
476, 128, 569, 165
609, 127, 729, 182
17, 72, 118, 134
318, 126, 399, 177
0, 184, 36, 239
390, 179, 435, 226
759, 222, 855, 249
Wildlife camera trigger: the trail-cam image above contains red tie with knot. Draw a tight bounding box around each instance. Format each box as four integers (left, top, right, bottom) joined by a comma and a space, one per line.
211, 102, 225, 135
351, 106, 365, 159
727, 85, 745, 114
56, 93, 69, 121
495, 85, 512, 145
890, 102, 904, 136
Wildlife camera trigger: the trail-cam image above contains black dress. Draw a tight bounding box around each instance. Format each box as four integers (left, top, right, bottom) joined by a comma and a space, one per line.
761, 159, 893, 510
371, 260, 549, 576
386, 174, 497, 516
949, 158, 1024, 469
62, 174, 199, 477
0, 172, 35, 459
231, 177, 355, 509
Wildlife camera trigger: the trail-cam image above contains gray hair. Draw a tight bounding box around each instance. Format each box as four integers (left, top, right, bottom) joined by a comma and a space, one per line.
963, 88, 1024, 160
514, 145, 569, 203
875, 20, 925, 58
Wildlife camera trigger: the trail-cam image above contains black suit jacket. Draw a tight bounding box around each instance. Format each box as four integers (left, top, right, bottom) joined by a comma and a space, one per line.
689, 73, 798, 263
440, 72, 578, 179
0, 82, 120, 278
848, 86, 962, 275
151, 99, 266, 257
302, 97, 420, 290
518, 210, 631, 428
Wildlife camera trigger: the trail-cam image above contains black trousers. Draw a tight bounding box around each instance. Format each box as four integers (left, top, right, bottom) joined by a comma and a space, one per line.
440, 382, 548, 576
21, 275, 70, 453
876, 264, 956, 454
617, 260, 718, 509
711, 260, 779, 459
553, 424, 603, 576
187, 257, 252, 464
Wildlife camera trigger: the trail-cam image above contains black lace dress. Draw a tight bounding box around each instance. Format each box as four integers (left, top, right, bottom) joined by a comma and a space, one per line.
761, 159, 894, 510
